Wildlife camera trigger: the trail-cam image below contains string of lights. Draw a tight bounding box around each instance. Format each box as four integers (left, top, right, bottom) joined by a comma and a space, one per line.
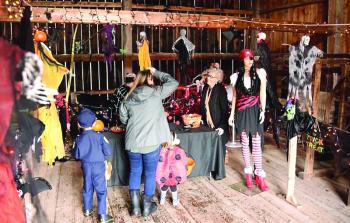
1, 4, 350, 35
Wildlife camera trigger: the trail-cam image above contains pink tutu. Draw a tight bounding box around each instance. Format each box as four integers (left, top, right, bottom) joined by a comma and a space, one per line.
156, 146, 187, 188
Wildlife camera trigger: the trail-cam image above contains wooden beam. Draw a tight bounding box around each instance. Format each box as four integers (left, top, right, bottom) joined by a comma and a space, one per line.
338, 64, 350, 129
53, 53, 239, 62
302, 59, 322, 180
122, 0, 132, 75
28, 1, 253, 15
0, 7, 339, 33
258, 0, 327, 14
313, 60, 322, 117
327, 0, 337, 53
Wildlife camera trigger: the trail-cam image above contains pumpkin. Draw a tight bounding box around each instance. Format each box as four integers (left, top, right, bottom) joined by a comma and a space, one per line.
92, 120, 105, 132
34, 30, 47, 42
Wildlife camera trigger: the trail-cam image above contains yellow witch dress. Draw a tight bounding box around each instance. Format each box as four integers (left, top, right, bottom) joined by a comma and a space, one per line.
137, 40, 151, 71
35, 43, 68, 165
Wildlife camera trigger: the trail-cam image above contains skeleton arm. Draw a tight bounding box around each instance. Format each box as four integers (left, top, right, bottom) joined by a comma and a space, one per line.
20, 52, 58, 104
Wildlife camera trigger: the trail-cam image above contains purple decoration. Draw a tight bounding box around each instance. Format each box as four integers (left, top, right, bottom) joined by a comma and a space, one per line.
101, 24, 117, 72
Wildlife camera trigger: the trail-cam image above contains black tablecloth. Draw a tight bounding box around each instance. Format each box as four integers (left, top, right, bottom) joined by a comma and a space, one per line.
105, 126, 226, 186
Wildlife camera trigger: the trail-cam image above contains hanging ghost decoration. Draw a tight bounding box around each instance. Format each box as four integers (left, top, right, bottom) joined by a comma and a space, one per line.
287, 35, 323, 111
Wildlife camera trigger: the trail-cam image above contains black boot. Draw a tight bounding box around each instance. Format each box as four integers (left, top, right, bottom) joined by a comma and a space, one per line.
82, 208, 93, 217
98, 214, 114, 223
142, 194, 157, 217
129, 190, 141, 216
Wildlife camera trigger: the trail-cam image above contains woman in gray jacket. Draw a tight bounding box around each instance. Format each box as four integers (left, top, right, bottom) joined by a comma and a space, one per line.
119, 67, 178, 217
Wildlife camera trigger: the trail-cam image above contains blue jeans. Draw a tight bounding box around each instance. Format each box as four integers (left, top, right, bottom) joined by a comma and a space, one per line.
128, 146, 161, 196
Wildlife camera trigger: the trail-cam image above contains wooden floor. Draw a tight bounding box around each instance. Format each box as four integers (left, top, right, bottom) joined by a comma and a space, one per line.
32, 136, 350, 223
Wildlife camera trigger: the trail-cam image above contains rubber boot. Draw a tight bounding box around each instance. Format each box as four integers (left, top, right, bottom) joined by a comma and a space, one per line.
129, 190, 141, 216
98, 214, 114, 223
142, 194, 157, 217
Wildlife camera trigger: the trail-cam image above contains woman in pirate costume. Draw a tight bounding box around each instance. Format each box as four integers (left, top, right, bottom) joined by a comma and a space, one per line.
228, 49, 268, 191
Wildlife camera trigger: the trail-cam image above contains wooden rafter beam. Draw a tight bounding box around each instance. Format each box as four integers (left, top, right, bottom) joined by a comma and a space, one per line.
28, 1, 253, 15
53, 53, 239, 62
258, 0, 327, 14
0, 7, 337, 33
0, 8, 242, 29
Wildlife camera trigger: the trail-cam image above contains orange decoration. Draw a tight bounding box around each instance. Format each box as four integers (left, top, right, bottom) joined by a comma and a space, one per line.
34, 30, 47, 42
187, 157, 196, 176
92, 120, 105, 132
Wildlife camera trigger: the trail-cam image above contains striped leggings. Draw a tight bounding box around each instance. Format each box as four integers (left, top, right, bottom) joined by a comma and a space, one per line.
240, 131, 264, 176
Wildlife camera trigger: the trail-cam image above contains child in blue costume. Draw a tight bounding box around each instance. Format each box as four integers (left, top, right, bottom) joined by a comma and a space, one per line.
73, 108, 114, 223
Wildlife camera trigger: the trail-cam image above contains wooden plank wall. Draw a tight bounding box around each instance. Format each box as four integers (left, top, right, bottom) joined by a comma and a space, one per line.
327, 0, 350, 53
255, 0, 327, 53
0, 0, 253, 93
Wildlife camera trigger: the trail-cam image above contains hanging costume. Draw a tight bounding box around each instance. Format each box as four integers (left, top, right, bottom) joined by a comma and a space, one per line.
35, 42, 68, 165
172, 29, 195, 85
0, 38, 26, 223
101, 24, 117, 73
137, 32, 151, 71
0, 37, 54, 222
287, 35, 323, 110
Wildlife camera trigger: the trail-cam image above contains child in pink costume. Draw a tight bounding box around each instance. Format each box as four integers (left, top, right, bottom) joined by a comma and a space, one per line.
156, 134, 187, 206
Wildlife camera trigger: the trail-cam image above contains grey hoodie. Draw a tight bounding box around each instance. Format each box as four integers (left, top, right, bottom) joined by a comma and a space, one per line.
119, 70, 179, 153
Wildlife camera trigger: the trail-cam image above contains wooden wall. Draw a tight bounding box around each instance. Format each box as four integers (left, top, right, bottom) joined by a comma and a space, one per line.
327, 0, 350, 53
254, 0, 328, 53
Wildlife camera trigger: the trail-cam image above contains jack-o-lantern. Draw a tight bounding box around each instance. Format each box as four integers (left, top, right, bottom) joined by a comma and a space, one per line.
34, 30, 47, 42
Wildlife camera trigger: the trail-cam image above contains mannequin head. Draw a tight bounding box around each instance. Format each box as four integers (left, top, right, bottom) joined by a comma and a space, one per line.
256, 32, 266, 43
180, 29, 187, 37
240, 49, 255, 71
301, 35, 310, 46
140, 31, 146, 39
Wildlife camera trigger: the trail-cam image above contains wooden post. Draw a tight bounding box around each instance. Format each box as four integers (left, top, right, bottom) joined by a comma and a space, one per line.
302, 59, 322, 180
122, 0, 133, 76
338, 64, 350, 129
286, 136, 301, 207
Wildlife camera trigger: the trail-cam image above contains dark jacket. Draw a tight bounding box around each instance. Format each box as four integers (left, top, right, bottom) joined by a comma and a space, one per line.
119, 70, 179, 152
200, 83, 229, 131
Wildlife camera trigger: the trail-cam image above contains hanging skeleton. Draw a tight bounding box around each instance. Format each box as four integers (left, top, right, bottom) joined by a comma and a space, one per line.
287, 35, 323, 111
172, 29, 195, 85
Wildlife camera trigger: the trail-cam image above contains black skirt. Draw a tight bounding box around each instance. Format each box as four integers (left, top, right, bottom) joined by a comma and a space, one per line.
235, 103, 263, 136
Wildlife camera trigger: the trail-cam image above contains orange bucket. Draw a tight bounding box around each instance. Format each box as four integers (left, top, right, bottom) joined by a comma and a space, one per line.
187, 157, 196, 176
92, 120, 104, 132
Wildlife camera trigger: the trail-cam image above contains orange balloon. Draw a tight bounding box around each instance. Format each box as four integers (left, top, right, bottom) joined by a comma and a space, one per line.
34, 30, 47, 42
92, 120, 104, 132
